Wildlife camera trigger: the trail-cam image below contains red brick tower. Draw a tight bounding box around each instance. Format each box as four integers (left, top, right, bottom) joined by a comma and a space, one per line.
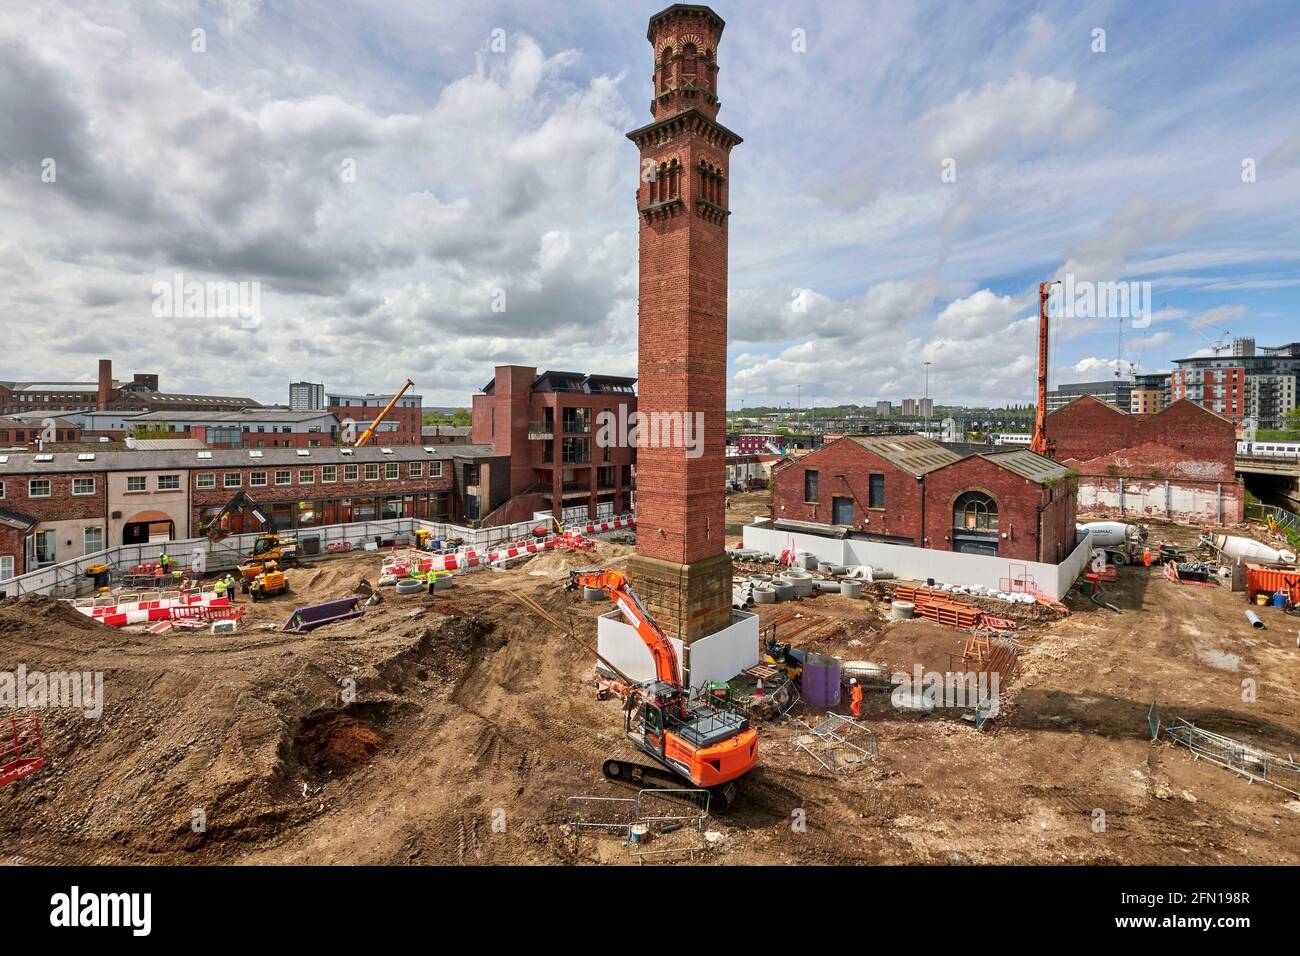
626, 4, 741, 643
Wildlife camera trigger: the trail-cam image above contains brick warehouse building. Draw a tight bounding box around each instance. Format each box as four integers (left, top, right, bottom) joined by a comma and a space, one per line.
0, 358, 258, 416
626, 4, 741, 642
1048, 396, 1244, 523
0, 444, 507, 580
770, 435, 1078, 563
470, 366, 637, 524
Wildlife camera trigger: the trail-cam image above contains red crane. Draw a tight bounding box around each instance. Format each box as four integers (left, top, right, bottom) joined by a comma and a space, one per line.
1031, 280, 1061, 457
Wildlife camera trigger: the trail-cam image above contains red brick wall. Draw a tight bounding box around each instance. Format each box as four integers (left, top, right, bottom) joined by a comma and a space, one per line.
1049, 396, 1241, 522
771, 439, 922, 543
191, 462, 454, 533
0, 524, 31, 579
772, 442, 1079, 562
1050, 396, 1236, 468
471, 365, 538, 497
1047, 397, 1130, 462
923, 455, 1077, 562
633, 11, 734, 567
1, 471, 107, 523
327, 404, 420, 445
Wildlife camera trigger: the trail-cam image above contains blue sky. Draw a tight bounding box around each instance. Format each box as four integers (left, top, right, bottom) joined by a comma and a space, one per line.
1, 0, 1298, 409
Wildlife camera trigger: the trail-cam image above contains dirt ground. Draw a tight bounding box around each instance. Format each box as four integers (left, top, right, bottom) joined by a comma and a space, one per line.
2, 505, 1300, 866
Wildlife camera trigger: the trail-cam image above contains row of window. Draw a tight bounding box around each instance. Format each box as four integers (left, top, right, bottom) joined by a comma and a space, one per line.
0, 430, 78, 443
0, 462, 445, 500
2, 477, 100, 499
804, 469, 885, 508
195, 460, 443, 490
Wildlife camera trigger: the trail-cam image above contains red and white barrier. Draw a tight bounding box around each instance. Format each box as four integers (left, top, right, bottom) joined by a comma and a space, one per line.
380, 516, 636, 580
71, 590, 233, 628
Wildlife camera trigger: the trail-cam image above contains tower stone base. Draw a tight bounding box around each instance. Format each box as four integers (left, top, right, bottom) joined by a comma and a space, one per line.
627, 552, 734, 644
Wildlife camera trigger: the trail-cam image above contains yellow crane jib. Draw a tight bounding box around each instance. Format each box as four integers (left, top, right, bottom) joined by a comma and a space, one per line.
354, 378, 415, 448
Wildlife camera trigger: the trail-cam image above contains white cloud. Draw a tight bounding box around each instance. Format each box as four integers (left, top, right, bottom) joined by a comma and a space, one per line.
916, 72, 1107, 165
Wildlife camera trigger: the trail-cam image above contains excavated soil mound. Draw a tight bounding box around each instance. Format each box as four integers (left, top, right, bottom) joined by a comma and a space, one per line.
295, 712, 387, 778
0, 593, 109, 635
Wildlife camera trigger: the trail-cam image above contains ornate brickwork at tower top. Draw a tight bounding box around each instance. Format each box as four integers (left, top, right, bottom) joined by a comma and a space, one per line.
646, 3, 725, 122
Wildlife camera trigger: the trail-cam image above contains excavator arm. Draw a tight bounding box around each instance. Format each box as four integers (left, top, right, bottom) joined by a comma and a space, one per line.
566, 569, 680, 689
202, 491, 276, 542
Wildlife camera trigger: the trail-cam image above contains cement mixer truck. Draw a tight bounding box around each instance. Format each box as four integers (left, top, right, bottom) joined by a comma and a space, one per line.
1078, 520, 1148, 565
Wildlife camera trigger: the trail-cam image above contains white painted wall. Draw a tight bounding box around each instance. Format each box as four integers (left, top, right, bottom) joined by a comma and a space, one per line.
743, 519, 1092, 601
1077, 477, 1235, 522
684, 612, 760, 688
596, 609, 760, 691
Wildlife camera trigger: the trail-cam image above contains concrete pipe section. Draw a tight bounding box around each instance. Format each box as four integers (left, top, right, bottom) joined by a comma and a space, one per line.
891, 600, 915, 620
1246, 610, 1265, 629
753, 585, 777, 604
840, 580, 862, 599
784, 570, 815, 596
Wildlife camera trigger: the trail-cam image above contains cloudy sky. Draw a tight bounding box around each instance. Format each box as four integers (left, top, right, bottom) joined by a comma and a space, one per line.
2, 0, 1299, 410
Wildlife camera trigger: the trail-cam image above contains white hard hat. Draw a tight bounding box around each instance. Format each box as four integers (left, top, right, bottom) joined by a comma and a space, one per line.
849, 677, 858, 684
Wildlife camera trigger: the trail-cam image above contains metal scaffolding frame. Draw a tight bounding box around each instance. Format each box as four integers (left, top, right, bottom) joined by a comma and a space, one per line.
1150, 703, 1300, 798
795, 713, 878, 773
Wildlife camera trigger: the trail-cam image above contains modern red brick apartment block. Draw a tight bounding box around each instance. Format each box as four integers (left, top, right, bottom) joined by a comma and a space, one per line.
625, 4, 741, 642
1170, 366, 1246, 423
470, 366, 637, 525
771, 435, 1078, 563
327, 389, 423, 445
1048, 396, 1243, 523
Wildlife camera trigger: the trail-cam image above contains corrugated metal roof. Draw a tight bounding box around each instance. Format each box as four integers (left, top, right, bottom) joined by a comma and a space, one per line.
979, 449, 1071, 483
848, 434, 962, 475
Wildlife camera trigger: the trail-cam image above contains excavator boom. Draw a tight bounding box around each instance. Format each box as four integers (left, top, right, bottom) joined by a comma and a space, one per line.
567, 569, 679, 688
203, 491, 276, 542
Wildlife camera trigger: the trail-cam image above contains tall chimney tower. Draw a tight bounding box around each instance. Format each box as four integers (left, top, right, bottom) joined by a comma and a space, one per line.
626, 4, 741, 643
97, 358, 112, 411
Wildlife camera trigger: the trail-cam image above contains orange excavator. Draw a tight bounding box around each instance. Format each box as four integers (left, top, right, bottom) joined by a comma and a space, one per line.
565, 569, 758, 811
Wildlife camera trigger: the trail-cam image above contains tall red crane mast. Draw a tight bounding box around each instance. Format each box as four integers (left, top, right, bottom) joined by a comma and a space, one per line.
1031, 280, 1061, 457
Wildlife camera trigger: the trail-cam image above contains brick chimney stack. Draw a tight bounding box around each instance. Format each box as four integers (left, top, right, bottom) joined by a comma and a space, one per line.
97, 359, 112, 411
626, 4, 741, 643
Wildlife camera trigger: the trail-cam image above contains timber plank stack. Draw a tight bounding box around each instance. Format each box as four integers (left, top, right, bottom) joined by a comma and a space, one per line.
893, 584, 981, 629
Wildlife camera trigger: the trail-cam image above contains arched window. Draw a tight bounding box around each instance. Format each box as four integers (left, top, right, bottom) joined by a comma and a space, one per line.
704, 49, 716, 94
681, 43, 697, 86
659, 46, 672, 94
954, 491, 998, 531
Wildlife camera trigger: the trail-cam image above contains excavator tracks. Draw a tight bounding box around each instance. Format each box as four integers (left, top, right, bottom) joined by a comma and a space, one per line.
601, 756, 737, 814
